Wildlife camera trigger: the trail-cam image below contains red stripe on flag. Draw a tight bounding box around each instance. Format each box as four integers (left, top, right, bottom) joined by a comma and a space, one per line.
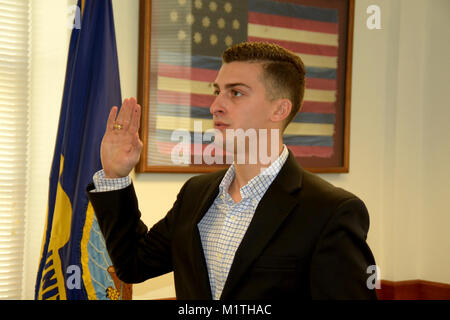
248, 11, 338, 34
158, 63, 336, 91
301, 101, 335, 114
287, 145, 334, 158
156, 92, 335, 113
156, 142, 208, 156
248, 36, 337, 56
156, 141, 231, 156
157, 143, 333, 160
157, 90, 215, 108
158, 63, 218, 82
306, 78, 336, 90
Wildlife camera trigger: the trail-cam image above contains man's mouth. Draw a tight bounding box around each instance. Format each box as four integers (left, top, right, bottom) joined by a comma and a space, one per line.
213, 121, 230, 130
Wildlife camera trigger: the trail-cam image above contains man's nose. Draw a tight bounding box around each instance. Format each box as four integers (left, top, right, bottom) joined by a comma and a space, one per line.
210, 94, 226, 116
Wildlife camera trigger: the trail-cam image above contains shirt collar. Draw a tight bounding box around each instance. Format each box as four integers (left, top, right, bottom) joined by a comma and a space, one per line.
219, 145, 289, 200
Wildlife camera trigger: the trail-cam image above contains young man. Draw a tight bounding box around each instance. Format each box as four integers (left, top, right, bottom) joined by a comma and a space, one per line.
87, 42, 378, 299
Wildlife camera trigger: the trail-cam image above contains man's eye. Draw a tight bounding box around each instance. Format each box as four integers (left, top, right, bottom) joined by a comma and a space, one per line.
213, 90, 220, 96
232, 90, 242, 97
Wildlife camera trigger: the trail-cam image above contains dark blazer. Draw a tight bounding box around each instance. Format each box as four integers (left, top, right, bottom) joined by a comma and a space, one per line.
87, 152, 378, 300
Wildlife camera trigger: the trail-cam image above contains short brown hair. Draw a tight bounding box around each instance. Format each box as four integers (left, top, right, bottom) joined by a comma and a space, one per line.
222, 42, 306, 128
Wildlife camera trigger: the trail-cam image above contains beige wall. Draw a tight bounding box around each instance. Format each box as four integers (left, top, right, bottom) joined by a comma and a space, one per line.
418, 0, 450, 283
24, 0, 450, 299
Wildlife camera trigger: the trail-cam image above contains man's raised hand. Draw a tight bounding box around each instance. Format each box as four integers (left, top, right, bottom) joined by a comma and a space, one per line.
101, 97, 143, 178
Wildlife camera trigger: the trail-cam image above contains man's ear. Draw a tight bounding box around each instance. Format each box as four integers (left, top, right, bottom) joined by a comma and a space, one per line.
271, 98, 292, 123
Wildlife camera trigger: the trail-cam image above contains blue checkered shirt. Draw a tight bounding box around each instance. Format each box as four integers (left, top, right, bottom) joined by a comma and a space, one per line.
197, 145, 289, 299
91, 169, 131, 192
91, 145, 289, 300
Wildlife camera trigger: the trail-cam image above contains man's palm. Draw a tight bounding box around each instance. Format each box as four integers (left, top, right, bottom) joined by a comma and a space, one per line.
101, 98, 143, 178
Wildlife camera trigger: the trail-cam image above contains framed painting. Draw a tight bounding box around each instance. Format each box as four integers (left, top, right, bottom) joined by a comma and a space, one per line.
136, 0, 354, 173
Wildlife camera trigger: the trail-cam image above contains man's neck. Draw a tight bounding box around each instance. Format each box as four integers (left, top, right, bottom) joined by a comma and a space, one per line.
228, 141, 284, 202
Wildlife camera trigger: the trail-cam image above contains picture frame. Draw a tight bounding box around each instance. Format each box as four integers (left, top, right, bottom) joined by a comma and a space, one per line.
136, 0, 354, 173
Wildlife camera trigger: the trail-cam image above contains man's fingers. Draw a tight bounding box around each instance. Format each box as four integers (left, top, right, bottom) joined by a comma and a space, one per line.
128, 103, 141, 134
116, 97, 137, 130
115, 98, 129, 125
106, 106, 118, 132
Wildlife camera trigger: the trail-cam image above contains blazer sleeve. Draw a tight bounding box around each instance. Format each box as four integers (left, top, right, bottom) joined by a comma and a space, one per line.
309, 197, 378, 299
86, 180, 189, 284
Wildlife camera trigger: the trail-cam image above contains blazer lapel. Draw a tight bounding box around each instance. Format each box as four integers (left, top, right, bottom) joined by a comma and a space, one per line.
220, 152, 304, 299
189, 170, 225, 299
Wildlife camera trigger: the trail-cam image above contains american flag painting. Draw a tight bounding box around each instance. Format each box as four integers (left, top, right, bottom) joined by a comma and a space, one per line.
141, 0, 351, 171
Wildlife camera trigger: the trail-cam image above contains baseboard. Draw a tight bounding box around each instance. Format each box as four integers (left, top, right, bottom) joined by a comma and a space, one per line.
376, 279, 450, 300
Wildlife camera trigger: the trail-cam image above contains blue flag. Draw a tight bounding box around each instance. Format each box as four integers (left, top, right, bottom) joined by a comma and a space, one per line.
35, 0, 130, 300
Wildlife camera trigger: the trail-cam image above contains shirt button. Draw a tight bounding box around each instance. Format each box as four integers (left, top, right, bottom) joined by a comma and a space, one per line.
230, 215, 236, 221
253, 199, 258, 206
216, 253, 223, 260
